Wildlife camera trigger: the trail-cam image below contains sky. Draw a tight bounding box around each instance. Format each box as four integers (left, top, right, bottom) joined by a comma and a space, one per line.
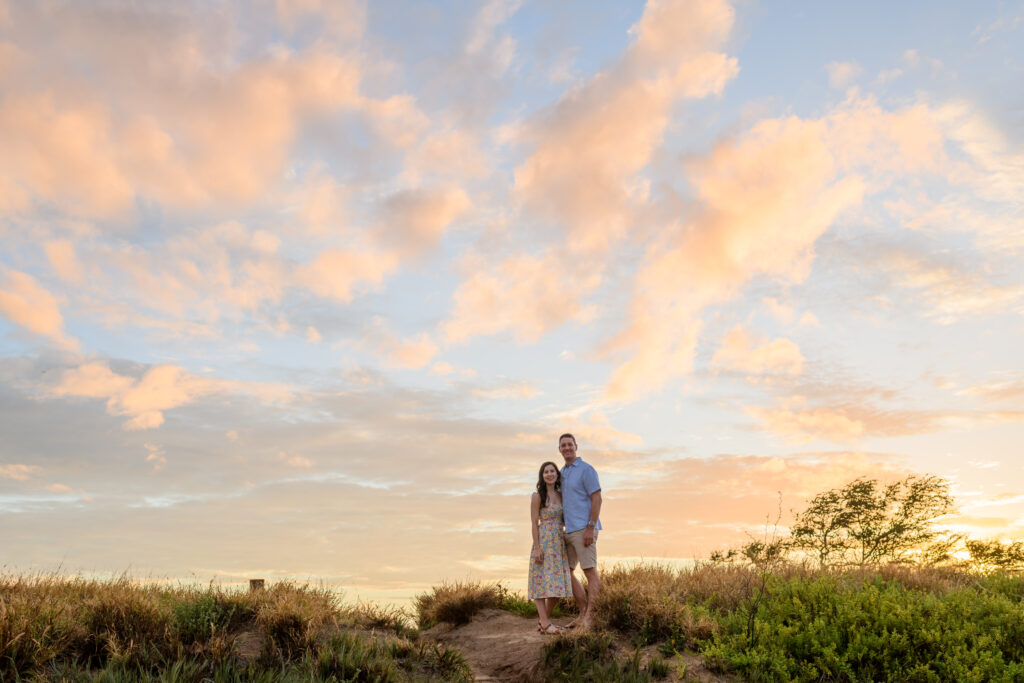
1, 0, 1022, 603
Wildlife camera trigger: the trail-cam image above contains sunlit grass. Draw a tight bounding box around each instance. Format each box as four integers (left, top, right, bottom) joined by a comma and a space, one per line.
413, 579, 575, 628
0, 572, 470, 682
6, 563, 1024, 681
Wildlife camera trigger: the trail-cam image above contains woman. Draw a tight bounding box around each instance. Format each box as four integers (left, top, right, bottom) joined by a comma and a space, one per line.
528, 461, 573, 634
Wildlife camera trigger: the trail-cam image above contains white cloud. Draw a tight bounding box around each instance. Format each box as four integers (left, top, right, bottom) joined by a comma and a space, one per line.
826, 61, 863, 88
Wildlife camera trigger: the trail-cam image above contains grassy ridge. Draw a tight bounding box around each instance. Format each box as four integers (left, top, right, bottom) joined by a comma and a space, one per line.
0, 573, 471, 682
6, 565, 1024, 681
417, 563, 1024, 682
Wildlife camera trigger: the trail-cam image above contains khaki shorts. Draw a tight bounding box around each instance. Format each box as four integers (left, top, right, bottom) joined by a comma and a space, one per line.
564, 529, 599, 570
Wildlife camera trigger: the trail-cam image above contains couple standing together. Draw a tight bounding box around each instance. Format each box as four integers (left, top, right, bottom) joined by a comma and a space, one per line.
528, 433, 602, 635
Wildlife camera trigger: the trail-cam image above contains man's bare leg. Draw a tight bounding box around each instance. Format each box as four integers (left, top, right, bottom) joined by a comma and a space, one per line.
580, 567, 601, 627
569, 572, 587, 626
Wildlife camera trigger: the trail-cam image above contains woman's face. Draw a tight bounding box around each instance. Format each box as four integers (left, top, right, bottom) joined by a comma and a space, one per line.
542, 464, 558, 485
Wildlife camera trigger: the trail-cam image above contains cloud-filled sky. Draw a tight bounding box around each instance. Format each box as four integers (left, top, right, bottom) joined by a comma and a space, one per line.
1, 0, 1022, 601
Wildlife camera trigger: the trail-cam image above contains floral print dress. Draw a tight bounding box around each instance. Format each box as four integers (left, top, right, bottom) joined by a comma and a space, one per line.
528, 501, 573, 599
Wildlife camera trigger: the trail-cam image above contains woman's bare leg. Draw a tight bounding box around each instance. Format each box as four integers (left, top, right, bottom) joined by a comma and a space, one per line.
534, 598, 551, 628
545, 596, 559, 620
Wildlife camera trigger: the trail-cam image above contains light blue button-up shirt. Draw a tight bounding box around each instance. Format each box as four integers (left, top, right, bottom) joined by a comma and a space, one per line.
561, 457, 602, 534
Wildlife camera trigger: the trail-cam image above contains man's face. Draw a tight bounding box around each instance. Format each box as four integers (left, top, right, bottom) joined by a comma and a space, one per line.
559, 437, 576, 459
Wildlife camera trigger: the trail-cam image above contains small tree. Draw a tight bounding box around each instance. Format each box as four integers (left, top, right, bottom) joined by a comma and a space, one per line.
789, 474, 957, 567
787, 488, 850, 567
966, 539, 1024, 573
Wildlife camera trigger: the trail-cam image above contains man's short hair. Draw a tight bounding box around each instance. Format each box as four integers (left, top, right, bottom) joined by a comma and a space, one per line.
558, 433, 577, 446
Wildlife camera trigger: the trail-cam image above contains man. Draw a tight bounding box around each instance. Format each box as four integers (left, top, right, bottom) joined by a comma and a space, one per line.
557, 432, 602, 629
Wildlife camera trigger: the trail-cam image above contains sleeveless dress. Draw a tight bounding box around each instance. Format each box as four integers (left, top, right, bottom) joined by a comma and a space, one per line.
528, 501, 573, 599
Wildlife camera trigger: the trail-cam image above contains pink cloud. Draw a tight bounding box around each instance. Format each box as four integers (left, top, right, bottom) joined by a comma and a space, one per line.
605, 116, 864, 401
514, 0, 738, 253
296, 248, 399, 302
377, 186, 471, 257
746, 398, 866, 444
44, 240, 84, 283
0, 1, 429, 220
0, 269, 79, 350
0, 463, 40, 480
442, 248, 600, 343
880, 250, 1023, 323
961, 378, 1024, 404
51, 362, 135, 399
711, 325, 804, 376
430, 362, 454, 376
385, 333, 439, 370
826, 93, 946, 178
0, 93, 135, 216
826, 61, 863, 88
52, 362, 292, 430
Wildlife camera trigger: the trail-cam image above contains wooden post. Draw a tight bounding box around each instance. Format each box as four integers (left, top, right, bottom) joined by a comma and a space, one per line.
249, 579, 265, 592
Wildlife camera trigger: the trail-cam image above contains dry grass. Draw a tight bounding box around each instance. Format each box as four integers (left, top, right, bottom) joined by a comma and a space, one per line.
413, 580, 505, 628
0, 572, 467, 681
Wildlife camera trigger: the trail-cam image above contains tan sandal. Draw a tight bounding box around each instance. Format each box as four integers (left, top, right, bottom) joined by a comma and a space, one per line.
540, 623, 561, 635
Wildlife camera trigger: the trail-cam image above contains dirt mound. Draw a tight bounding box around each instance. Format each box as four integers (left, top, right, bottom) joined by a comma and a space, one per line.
422, 609, 731, 682
423, 609, 545, 682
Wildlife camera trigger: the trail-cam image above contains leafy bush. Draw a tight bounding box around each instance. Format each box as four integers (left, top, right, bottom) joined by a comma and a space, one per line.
702, 572, 1024, 682
171, 592, 242, 643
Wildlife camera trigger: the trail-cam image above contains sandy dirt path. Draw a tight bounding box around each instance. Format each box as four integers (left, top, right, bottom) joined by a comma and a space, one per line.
422, 609, 733, 682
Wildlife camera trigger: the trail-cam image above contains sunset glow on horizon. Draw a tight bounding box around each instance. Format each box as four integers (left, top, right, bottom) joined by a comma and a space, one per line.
1, 0, 1022, 603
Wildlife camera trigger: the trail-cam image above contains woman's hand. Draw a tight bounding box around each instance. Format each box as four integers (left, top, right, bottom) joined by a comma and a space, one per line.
533, 548, 544, 564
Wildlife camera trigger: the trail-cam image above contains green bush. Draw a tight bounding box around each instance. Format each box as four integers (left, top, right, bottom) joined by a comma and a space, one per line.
171, 592, 242, 643
702, 573, 1024, 682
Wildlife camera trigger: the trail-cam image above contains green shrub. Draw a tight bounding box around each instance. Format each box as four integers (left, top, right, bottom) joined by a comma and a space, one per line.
702, 573, 1024, 682
171, 592, 239, 643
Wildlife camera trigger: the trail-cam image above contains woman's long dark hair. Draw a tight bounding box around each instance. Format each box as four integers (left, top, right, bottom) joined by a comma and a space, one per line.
536, 461, 562, 508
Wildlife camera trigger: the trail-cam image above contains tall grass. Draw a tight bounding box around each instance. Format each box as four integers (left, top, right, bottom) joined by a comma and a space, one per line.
413, 580, 573, 628
0, 572, 470, 682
